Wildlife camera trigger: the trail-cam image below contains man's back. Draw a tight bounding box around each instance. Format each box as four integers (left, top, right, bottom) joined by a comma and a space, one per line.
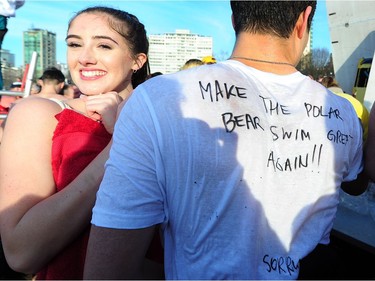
91, 61, 363, 279
84, 2, 367, 279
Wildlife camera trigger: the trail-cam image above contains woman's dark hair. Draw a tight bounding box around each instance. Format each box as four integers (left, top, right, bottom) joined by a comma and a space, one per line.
68, 6, 150, 88
230, 1, 317, 38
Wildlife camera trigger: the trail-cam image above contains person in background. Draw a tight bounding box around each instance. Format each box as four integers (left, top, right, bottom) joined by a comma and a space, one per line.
321, 75, 369, 141
201, 55, 216, 64
0, 68, 63, 142
5, 67, 66, 114
0, 80, 22, 142
30, 82, 41, 95
0, 6, 154, 280
34, 67, 66, 100
62, 83, 81, 99
84, 1, 368, 280
0, 0, 25, 90
61, 84, 75, 99
0, 80, 22, 114
180, 58, 204, 70
320, 76, 343, 94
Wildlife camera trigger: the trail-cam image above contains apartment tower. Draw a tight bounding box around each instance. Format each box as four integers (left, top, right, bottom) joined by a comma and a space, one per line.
148, 29, 213, 74
23, 28, 56, 79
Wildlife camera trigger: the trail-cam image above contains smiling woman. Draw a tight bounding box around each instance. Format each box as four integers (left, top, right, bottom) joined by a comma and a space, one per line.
66, 13, 140, 98
0, 6, 159, 280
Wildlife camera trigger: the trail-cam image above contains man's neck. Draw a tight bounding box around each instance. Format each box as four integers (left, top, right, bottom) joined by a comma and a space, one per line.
37, 88, 65, 100
230, 33, 301, 75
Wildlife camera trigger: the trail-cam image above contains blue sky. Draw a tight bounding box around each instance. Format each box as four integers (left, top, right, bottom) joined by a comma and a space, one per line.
3, 0, 331, 67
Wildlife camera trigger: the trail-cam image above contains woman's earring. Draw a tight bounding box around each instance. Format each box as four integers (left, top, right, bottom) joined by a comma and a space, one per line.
133, 69, 138, 74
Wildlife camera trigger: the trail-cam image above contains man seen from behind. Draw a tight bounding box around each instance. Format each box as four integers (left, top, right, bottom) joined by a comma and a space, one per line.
84, 1, 368, 279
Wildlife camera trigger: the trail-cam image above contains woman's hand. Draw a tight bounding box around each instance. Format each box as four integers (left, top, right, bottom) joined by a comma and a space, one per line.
82, 92, 123, 134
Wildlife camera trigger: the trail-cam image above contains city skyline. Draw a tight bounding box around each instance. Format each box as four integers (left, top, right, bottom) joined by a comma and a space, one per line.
2, 0, 331, 67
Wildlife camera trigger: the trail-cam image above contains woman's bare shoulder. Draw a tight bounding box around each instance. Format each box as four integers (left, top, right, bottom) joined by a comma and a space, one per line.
9, 96, 63, 118
4, 96, 62, 137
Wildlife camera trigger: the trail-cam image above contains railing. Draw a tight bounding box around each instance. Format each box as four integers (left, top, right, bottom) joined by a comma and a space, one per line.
0, 51, 38, 119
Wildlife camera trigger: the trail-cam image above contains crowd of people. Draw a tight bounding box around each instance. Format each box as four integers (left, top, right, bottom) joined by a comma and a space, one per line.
0, 1, 373, 280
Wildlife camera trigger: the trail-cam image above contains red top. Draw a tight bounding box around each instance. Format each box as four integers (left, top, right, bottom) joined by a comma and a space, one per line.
36, 109, 164, 279
36, 109, 111, 280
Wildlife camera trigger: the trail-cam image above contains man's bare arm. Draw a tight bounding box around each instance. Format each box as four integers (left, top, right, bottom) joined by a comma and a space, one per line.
366, 103, 375, 182
341, 169, 369, 196
341, 109, 372, 196
84, 224, 156, 280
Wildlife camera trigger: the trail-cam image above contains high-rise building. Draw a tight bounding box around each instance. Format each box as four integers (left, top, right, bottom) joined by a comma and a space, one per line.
303, 26, 313, 56
148, 29, 213, 74
0, 49, 21, 89
0, 49, 15, 67
23, 28, 56, 79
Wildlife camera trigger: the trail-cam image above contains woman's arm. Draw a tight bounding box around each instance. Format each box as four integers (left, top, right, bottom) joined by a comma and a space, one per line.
0, 97, 111, 274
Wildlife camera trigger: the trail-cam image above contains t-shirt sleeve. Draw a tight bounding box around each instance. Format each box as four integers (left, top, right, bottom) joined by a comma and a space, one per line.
343, 110, 365, 183
92, 87, 166, 229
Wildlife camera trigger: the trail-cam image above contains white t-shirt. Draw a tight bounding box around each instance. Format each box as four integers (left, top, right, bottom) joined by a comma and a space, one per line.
92, 60, 364, 280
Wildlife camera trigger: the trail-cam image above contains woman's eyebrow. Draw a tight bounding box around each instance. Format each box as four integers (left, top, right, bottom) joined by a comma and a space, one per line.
65, 34, 119, 46
66, 34, 80, 41
93, 35, 119, 45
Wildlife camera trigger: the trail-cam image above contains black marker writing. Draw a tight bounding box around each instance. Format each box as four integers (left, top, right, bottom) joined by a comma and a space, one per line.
270, 126, 311, 141
304, 103, 343, 120
267, 144, 323, 172
263, 254, 299, 276
259, 95, 290, 115
327, 129, 352, 145
199, 80, 247, 102
222, 112, 264, 133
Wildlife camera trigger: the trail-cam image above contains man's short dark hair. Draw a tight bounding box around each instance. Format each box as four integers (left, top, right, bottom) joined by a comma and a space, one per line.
39, 67, 65, 83
230, 1, 317, 37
